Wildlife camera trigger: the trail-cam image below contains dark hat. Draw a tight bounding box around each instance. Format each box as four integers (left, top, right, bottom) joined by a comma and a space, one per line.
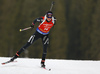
46, 11, 53, 18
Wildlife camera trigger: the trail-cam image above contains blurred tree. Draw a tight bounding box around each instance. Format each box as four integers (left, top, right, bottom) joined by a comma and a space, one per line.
90, 0, 100, 59
66, 0, 82, 59
0, 0, 100, 60
48, 0, 68, 59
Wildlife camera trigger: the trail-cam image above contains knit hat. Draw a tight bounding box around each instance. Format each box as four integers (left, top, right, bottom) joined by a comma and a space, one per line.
46, 11, 53, 18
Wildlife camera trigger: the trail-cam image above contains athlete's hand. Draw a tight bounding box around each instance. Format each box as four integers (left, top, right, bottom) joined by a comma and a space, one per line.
30, 24, 34, 28
30, 23, 34, 28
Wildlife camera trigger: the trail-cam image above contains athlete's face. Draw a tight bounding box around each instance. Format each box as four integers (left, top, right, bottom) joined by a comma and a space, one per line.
47, 17, 52, 21
47, 14, 52, 21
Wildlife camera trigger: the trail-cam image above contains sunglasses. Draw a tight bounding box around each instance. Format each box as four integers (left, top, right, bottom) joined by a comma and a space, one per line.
47, 14, 52, 18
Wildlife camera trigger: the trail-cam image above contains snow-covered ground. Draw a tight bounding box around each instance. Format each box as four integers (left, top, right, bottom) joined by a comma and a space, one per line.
0, 57, 100, 74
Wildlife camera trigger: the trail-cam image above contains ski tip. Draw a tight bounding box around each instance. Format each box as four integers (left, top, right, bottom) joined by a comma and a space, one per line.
1, 63, 5, 65
49, 69, 51, 71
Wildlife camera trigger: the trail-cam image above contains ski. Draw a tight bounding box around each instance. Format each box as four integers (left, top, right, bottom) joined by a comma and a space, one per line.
41, 67, 51, 71
1, 60, 17, 65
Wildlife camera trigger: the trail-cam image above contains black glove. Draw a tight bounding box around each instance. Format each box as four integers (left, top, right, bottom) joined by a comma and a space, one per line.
30, 24, 34, 28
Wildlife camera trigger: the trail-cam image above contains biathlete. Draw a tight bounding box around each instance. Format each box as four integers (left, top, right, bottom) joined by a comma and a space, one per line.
10, 11, 56, 68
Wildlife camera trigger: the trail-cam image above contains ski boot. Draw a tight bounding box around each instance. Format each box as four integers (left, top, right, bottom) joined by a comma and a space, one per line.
41, 60, 45, 68
10, 51, 19, 61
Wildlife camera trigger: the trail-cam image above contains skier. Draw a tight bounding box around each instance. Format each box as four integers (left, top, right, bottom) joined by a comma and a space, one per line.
10, 11, 56, 68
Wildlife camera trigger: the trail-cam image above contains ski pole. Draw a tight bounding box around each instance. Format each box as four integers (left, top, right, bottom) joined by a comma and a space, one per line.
19, 27, 32, 32
50, 1, 55, 11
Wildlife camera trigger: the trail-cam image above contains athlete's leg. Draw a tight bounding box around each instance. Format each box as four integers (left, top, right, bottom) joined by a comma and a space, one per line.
41, 34, 49, 67
11, 31, 41, 61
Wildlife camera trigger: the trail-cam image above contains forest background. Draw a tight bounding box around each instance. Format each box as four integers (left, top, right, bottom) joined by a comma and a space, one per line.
0, 0, 100, 60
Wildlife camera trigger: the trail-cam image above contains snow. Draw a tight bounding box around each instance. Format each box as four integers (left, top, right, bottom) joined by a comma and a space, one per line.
0, 57, 100, 74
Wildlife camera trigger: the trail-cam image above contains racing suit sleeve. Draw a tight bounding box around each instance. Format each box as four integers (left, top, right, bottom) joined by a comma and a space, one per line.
54, 17, 56, 25
32, 17, 43, 25
30, 17, 43, 28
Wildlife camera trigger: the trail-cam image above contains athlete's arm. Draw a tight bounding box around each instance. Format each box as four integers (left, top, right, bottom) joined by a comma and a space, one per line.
54, 17, 56, 25
30, 17, 43, 28
33, 17, 43, 24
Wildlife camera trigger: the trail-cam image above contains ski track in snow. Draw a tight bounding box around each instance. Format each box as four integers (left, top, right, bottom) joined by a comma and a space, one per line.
0, 57, 100, 74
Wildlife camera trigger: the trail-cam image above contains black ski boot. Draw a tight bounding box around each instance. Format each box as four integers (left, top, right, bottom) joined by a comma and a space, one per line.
41, 60, 45, 68
10, 51, 19, 61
